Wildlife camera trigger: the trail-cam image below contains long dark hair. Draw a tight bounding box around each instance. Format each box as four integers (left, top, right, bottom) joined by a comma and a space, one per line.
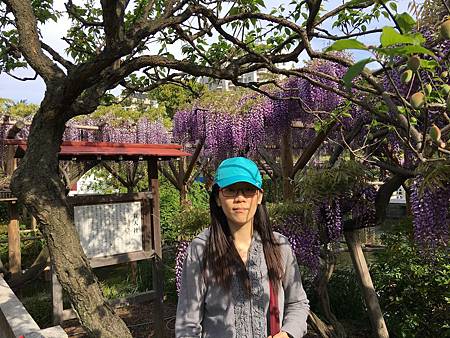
203, 184, 283, 295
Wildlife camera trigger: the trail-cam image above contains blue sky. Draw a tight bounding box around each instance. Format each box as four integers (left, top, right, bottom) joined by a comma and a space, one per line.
0, 0, 415, 104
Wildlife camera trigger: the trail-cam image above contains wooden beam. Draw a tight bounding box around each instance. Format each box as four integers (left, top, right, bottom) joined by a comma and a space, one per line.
89, 250, 153, 268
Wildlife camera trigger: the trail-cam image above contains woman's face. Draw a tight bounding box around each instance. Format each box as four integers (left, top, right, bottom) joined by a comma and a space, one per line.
216, 182, 263, 230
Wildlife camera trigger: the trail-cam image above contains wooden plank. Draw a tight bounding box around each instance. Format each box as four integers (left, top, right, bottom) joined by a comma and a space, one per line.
51, 267, 64, 325
89, 250, 154, 268
344, 230, 389, 338
68, 191, 152, 206
7, 202, 21, 276
61, 308, 76, 322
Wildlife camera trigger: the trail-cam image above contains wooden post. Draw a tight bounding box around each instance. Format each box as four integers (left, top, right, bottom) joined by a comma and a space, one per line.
148, 158, 165, 338
31, 216, 37, 231
5, 127, 21, 277
8, 202, 21, 277
344, 230, 389, 338
51, 266, 64, 325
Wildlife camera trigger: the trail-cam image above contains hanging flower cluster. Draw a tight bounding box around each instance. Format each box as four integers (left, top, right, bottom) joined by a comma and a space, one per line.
275, 216, 321, 275
410, 177, 450, 251
175, 240, 190, 294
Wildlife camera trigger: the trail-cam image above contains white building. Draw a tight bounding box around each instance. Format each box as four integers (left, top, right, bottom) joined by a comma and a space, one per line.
198, 62, 296, 91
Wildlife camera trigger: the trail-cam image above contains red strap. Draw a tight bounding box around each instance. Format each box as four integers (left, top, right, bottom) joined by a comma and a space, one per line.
269, 281, 280, 336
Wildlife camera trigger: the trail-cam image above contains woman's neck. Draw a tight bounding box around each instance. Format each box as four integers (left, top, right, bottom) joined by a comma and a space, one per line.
229, 220, 253, 243
229, 221, 253, 264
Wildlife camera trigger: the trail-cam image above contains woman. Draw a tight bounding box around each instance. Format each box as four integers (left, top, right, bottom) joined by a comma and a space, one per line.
176, 157, 309, 338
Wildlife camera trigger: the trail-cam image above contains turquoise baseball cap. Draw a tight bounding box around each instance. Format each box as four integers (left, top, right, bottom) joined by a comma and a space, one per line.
214, 157, 262, 189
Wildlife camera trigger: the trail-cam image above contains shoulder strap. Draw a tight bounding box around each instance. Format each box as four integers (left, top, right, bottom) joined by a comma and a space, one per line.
269, 280, 281, 336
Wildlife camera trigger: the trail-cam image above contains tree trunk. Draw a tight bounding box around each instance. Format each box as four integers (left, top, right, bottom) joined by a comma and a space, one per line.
280, 128, 294, 202
344, 230, 389, 338
10, 108, 132, 337
315, 250, 346, 338
308, 311, 335, 338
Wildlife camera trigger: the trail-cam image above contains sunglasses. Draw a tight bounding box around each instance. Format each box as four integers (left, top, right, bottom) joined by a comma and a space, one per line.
220, 186, 259, 197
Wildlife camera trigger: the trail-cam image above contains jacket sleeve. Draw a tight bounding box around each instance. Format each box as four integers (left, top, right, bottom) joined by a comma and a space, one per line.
280, 237, 310, 338
175, 240, 207, 338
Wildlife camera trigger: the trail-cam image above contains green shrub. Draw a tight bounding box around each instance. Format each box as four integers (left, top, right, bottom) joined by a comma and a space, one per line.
328, 268, 368, 320
21, 291, 52, 328
159, 177, 182, 244
173, 205, 209, 240
371, 231, 450, 337
159, 178, 209, 243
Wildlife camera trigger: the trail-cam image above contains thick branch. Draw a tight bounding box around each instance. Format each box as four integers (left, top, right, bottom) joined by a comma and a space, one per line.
4, 0, 64, 81
375, 174, 407, 223
183, 139, 204, 185
256, 146, 282, 177
328, 118, 366, 167
101, 0, 128, 48
41, 43, 74, 71
293, 121, 337, 176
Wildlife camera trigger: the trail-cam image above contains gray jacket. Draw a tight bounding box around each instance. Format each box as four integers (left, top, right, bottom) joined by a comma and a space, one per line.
175, 229, 309, 338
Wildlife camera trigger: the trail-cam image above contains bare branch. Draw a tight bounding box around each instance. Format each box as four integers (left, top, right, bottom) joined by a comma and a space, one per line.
6, 71, 38, 81
317, 0, 374, 26
184, 138, 205, 184
158, 163, 179, 188
65, 0, 104, 27
41, 43, 74, 71
311, 28, 382, 40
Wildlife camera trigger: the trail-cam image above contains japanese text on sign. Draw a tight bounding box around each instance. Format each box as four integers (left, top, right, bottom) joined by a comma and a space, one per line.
74, 201, 143, 258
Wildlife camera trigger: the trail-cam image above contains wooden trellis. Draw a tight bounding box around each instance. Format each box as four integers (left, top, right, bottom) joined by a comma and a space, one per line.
4, 139, 189, 336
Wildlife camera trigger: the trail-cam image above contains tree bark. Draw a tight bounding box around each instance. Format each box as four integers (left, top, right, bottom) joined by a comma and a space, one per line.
344, 230, 389, 338
10, 107, 132, 337
315, 250, 347, 338
280, 128, 294, 202
308, 311, 335, 338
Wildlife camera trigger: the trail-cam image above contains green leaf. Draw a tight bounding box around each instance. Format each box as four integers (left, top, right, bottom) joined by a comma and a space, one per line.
380, 27, 424, 47
342, 58, 374, 90
325, 39, 368, 52
389, 2, 397, 12
395, 12, 416, 33
419, 59, 439, 70
376, 45, 435, 56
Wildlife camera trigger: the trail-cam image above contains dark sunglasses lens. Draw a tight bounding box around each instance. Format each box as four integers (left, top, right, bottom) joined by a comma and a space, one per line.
243, 188, 257, 196
221, 188, 257, 197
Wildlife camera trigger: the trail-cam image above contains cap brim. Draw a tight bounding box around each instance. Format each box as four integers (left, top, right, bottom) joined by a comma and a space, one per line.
216, 175, 261, 189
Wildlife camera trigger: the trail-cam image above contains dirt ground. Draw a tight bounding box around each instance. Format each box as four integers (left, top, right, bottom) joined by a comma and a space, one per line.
61, 301, 371, 338
61, 301, 177, 338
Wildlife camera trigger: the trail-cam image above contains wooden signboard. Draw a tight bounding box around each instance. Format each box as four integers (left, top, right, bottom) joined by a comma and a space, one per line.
52, 192, 157, 324
67, 192, 153, 268
74, 201, 143, 258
